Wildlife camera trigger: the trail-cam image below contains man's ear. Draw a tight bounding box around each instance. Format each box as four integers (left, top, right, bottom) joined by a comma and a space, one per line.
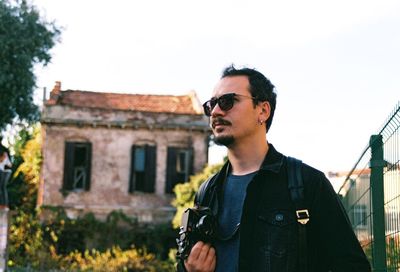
260, 101, 271, 121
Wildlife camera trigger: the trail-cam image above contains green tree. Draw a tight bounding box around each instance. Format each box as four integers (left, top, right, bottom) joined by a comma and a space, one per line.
171, 163, 223, 228
7, 124, 47, 268
7, 124, 38, 210
0, 0, 60, 131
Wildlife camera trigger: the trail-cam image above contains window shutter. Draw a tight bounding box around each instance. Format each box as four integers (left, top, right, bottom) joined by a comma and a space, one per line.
84, 143, 92, 191
144, 145, 156, 193
129, 145, 136, 193
188, 147, 194, 175
63, 142, 75, 190
166, 147, 178, 193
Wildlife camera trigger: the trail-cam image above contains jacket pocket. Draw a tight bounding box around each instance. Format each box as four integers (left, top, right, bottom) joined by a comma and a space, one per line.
256, 209, 297, 272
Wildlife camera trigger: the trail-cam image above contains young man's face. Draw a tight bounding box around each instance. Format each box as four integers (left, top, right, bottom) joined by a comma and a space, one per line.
208, 75, 263, 147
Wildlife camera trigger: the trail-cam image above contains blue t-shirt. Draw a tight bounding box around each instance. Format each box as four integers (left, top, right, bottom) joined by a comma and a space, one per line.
215, 171, 257, 272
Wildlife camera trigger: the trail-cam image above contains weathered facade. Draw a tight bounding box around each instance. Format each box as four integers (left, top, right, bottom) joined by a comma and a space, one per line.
39, 82, 210, 223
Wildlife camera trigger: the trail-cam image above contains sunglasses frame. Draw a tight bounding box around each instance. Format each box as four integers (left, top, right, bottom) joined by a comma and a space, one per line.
202, 93, 256, 116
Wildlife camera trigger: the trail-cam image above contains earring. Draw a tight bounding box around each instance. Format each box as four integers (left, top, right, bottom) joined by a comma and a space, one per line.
258, 119, 264, 125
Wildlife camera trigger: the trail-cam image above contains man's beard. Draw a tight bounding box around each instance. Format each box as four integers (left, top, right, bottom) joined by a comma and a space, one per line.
213, 135, 235, 147
211, 117, 235, 147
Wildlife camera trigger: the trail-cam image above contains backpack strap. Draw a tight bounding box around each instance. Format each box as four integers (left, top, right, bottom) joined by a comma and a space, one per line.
287, 156, 309, 272
194, 173, 215, 207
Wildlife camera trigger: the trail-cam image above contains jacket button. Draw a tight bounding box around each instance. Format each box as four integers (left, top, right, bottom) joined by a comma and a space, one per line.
275, 213, 284, 222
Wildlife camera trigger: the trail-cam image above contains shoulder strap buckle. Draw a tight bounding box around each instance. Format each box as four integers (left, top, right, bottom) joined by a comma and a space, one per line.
296, 209, 310, 225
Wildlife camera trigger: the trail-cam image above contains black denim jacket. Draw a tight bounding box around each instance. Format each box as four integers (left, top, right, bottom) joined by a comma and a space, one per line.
191, 144, 371, 272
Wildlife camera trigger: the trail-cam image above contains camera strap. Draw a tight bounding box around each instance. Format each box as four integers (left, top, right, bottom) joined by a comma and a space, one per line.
195, 172, 218, 207
287, 156, 309, 272
217, 222, 240, 241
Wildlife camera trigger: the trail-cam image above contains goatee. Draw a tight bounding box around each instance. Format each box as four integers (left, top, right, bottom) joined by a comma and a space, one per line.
213, 135, 235, 147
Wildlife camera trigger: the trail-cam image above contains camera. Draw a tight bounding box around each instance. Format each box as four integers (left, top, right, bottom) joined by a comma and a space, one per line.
176, 206, 217, 260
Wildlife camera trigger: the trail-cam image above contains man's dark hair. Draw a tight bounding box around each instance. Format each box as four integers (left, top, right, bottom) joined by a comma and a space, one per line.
221, 65, 277, 132
0, 145, 7, 155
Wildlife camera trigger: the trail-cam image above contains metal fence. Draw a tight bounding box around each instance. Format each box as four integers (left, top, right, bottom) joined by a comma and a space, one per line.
339, 102, 400, 272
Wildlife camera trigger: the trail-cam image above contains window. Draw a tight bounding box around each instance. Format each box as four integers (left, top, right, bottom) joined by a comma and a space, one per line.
385, 205, 399, 233
129, 145, 156, 193
63, 142, 92, 191
166, 147, 193, 193
351, 204, 367, 228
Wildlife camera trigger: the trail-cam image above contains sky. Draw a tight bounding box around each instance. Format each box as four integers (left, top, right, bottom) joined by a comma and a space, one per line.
31, 0, 400, 173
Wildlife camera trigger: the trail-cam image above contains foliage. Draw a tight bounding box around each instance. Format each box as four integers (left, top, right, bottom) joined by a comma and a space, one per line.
9, 245, 175, 272
57, 246, 174, 272
8, 209, 48, 269
9, 206, 177, 271
171, 163, 223, 228
39, 207, 176, 259
6, 123, 40, 210
7, 124, 50, 268
387, 236, 400, 271
0, 0, 61, 130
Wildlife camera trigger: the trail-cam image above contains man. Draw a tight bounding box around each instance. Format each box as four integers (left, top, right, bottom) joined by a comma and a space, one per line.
178, 65, 371, 272
0, 144, 12, 171
0, 144, 12, 206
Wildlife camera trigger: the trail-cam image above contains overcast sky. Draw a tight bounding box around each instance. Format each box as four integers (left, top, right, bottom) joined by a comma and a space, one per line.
32, 0, 400, 173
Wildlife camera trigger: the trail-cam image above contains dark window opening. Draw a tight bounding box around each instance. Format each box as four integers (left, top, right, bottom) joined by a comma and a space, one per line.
63, 142, 92, 191
129, 145, 156, 193
166, 147, 193, 194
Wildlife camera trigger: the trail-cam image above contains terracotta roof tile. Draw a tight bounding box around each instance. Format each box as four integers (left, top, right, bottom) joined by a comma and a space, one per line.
47, 89, 202, 115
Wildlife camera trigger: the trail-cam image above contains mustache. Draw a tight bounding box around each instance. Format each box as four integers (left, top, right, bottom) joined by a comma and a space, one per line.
211, 117, 232, 128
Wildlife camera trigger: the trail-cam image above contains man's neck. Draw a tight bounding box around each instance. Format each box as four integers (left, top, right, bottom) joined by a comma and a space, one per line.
227, 139, 269, 176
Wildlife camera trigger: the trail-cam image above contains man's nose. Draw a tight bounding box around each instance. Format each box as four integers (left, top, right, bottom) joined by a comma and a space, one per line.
210, 103, 224, 117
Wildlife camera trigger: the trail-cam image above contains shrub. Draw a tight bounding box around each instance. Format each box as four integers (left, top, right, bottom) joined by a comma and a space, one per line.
171, 163, 222, 229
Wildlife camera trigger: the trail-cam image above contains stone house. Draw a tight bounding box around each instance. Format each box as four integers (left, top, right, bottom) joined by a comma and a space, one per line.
39, 82, 210, 223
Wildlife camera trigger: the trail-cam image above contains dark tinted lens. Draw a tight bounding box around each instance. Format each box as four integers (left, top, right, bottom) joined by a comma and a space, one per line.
202, 93, 236, 116
209, 98, 218, 110
202, 101, 211, 116
218, 94, 235, 111
204, 98, 219, 116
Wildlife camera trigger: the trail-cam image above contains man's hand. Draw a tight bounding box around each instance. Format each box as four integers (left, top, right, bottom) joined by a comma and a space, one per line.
185, 241, 216, 272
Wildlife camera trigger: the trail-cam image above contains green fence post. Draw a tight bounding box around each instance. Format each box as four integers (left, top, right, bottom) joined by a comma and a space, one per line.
370, 134, 387, 271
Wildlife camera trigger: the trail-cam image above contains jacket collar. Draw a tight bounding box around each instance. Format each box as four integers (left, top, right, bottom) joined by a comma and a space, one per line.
212, 143, 284, 186
258, 143, 284, 173
203, 143, 285, 210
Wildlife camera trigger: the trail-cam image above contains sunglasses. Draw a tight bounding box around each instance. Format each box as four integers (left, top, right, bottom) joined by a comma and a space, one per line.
202, 93, 256, 116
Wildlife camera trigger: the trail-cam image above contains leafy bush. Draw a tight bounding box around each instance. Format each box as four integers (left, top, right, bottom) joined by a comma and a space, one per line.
58, 246, 174, 272
9, 207, 176, 271
171, 163, 222, 228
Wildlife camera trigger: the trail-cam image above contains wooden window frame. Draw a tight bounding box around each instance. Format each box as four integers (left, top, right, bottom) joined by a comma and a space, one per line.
129, 144, 156, 193
166, 147, 193, 194
63, 142, 92, 192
